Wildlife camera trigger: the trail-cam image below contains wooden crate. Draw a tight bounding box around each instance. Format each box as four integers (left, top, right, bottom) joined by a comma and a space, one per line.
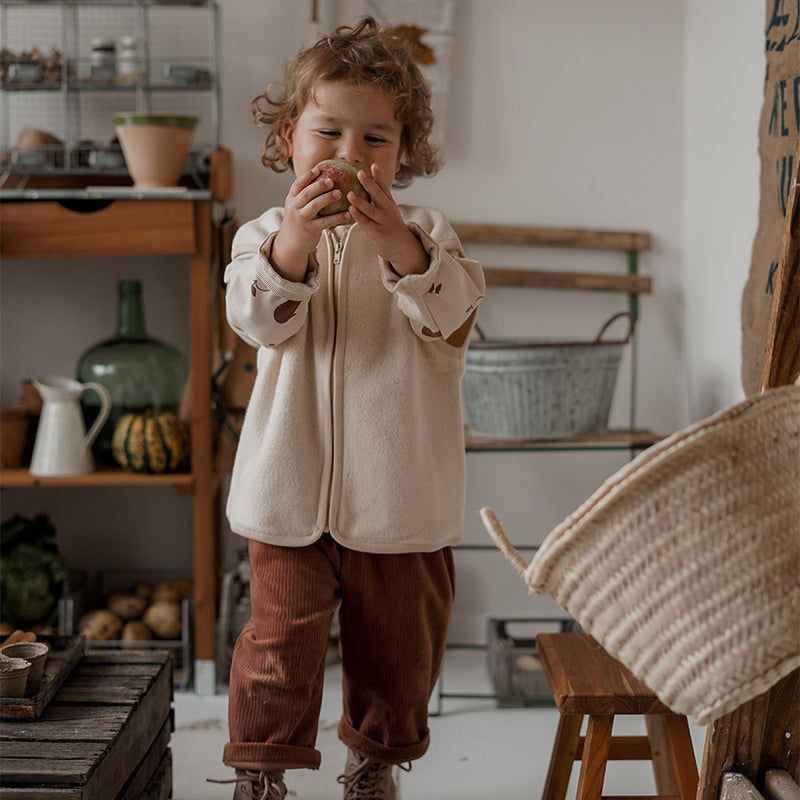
0, 649, 173, 799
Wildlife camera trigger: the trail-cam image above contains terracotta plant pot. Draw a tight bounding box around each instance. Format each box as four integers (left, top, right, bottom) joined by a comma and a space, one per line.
14, 126, 64, 167
0, 641, 50, 695
113, 113, 198, 188
0, 657, 31, 698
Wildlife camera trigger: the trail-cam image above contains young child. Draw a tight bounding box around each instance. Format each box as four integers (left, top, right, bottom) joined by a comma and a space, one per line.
220, 16, 484, 800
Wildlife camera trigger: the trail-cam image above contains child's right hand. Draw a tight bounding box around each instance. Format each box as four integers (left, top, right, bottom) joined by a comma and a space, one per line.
270, 166, 351, 282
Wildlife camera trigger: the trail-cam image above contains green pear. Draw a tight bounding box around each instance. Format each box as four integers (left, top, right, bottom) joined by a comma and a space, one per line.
315, 159, 370, 216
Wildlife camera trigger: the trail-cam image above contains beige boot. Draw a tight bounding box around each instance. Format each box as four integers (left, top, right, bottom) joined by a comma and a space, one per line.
231, 769, 287, 800
338, 748, 408, 799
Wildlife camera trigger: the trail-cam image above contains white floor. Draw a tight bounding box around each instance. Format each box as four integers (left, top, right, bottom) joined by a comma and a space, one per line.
172, 649, 708, 800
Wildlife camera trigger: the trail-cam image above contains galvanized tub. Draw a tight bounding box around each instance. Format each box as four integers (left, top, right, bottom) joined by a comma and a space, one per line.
462, 311, 634, 440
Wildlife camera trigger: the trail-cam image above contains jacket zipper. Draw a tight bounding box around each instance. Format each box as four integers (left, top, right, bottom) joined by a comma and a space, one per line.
322, 229, 345, 531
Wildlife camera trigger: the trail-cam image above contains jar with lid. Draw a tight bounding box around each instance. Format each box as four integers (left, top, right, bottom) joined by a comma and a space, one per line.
89, 38, 116, 80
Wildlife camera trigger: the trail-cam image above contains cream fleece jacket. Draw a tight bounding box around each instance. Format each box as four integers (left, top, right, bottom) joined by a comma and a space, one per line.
224, 204, 485, 553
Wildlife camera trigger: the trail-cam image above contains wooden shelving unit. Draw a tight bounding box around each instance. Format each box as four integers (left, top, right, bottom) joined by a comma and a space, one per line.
435, 222, 655, 713
453, 222, 656, 450
0, 191, 219, 693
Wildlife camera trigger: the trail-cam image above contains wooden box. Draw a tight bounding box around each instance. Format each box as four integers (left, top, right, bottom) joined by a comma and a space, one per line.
0, 649, 173, 799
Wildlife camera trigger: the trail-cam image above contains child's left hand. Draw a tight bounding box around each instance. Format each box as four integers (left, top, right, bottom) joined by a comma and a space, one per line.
346, 164, 428, 276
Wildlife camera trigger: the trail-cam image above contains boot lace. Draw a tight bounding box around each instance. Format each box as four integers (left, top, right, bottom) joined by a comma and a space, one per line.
206, 770, 287, 800
337, 756, 410, 799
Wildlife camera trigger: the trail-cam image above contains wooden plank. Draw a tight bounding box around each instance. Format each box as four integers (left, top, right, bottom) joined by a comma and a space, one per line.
483, 267, 652, 294
0, 740, 106, 760
575, 735, 653, 761
0, 786, 84, 799
452, 222, 651, 252
646, 716, 680, 796
54, 675, 158, 705
115, 719, 171, 800
760, 671, 800, 780
134, 748, 171, 800
698, 670, 800, 800
466, 428, 659, 452
0, 704, 131, 744
82, 654, 172, 800
662, 715, 699, 800
543, 714, 583, 800
189, 198, 218, 665
0, 200, 196, 259
576, 714, 613, 800
536, 634, 672, 715
78, 650, 174, 666
0, 468, 194, 490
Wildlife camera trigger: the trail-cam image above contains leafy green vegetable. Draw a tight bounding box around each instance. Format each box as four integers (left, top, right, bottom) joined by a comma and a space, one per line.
1, 513, 69, 628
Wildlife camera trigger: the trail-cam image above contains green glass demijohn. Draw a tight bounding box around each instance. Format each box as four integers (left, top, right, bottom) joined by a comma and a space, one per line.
76, 279, 188, 465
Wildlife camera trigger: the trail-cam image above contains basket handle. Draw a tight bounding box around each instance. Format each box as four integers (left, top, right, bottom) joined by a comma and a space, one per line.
480, 506, 529, 576
594, 311, 636, 344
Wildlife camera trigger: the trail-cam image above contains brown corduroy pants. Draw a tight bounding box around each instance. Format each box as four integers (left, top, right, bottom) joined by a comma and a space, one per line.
223, 534, 455, 772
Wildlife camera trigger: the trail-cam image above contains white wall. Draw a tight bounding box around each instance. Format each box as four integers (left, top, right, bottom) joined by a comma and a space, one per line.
683, 1, 763, 417
1, 1, 766, 643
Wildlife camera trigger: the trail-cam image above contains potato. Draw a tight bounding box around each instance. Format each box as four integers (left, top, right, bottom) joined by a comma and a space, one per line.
121, 620, 153, 642
151, 581, 180, 604
79, 609, 123, 640
142, 601, 181, 639
171, 577, 193, 600
131, 580, 153, 602
106, 592, 148, 621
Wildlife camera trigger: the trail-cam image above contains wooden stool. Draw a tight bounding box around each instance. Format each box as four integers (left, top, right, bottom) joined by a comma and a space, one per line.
536, 633, 699, 800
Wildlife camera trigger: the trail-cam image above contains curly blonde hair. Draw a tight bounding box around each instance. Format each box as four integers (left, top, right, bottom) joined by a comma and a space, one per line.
250, 16, 440, 187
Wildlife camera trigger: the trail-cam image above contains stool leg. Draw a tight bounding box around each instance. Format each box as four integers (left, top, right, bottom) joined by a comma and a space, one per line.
576, 714, 613, 800
542, 714, 583, 800
662, 715, 699, 800
646, 716, 680, 796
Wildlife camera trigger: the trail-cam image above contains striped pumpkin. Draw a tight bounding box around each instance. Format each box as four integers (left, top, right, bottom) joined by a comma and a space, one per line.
111, 411, 189, 474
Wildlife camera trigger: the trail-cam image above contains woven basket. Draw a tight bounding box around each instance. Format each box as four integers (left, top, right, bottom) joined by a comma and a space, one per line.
482, 383, 800, 725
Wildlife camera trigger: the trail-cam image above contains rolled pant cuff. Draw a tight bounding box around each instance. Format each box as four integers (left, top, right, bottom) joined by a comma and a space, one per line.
223, 742, 321, 771
338, 720, 430, 765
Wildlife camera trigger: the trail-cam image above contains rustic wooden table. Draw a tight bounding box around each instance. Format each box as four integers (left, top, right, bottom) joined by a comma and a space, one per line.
0, 649, 173, 799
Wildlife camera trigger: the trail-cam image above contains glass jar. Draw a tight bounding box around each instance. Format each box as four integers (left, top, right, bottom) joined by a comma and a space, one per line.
117, 36, 138, 83
76, 280, 188, 465
89, 38, 116, 80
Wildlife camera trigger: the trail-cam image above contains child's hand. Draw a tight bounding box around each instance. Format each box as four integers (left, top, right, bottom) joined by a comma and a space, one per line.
271, 166, 350, 281
347, 164, 429, 276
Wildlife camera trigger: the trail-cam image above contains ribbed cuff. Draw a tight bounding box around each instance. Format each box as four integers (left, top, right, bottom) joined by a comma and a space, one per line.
223, 742, 321, 771
338, 719, 430, 765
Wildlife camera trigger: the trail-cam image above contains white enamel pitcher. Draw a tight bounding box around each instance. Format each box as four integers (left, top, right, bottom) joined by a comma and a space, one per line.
30, 375, 111, 476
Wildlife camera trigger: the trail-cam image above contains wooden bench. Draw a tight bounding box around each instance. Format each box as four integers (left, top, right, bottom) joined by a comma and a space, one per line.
0, 649, 173, 799
536, 633, 699, 800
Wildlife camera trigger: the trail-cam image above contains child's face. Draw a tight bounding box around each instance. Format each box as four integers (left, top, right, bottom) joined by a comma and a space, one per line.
285, 80, 404, 182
